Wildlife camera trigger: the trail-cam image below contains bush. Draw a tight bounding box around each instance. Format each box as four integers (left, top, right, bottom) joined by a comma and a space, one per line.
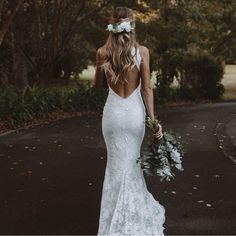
154, 87, 182, 105
183, 52, 225, 100
0, 84, 107, 126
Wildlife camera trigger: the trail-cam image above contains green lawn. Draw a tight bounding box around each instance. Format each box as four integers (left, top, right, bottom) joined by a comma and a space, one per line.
80, 64, 236, 101
222, 65, 236, 100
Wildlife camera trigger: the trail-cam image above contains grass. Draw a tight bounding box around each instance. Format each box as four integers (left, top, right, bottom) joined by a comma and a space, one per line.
222, 65, 236, 101
79, 64, 236, 101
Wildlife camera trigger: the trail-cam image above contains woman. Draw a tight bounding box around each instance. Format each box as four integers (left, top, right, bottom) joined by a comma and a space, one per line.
93, 6, 166, 235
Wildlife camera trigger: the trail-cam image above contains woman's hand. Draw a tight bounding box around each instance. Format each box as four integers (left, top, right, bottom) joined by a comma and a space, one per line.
153, 124, 163, 140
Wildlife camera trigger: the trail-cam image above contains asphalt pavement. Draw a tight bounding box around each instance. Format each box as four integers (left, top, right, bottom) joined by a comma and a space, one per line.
0, 102, 235, 235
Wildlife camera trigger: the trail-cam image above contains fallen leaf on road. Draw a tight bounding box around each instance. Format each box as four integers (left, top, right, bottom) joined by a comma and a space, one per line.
17, 189, 24, 192
197, 200, 204, 203
171, 191, 177, 194
206, 203, 212, 207
214, 174, 220, 178
19, 172, 26, 175
27, 170, 33, 176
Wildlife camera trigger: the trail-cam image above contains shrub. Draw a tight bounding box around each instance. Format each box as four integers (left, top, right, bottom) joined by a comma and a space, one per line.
183, 52, 225, 100
0, 84, 107, 127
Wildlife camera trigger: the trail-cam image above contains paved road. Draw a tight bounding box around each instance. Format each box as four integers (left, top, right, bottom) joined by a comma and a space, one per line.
0, 102, 235, 235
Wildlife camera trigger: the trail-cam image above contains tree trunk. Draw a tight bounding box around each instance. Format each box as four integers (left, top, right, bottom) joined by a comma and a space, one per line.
0, 0, 21, 46
12, 29, 28, 87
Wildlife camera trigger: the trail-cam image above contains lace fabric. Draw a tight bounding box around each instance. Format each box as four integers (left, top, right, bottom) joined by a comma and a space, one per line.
98, 47, 166, 235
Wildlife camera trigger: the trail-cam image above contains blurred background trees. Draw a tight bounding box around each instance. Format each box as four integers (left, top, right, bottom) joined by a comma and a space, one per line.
0, 0, 235, 127
0, 0, 114, 86
137, 0, 235, 102
0, 0, 235, 87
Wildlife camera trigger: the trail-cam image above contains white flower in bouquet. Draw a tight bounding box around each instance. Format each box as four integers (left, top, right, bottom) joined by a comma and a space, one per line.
170, 148, 182, 163
163, 166, 172, 176
175, 163, 183, 170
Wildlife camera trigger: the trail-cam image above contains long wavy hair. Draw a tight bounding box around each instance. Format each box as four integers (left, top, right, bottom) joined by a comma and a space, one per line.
98, 7, 139, 85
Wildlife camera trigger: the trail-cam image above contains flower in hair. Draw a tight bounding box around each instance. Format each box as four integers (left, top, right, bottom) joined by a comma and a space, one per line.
106, 21, 135, 33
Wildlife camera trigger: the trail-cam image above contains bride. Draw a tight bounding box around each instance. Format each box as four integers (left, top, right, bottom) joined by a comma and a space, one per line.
93, 6, 166, 236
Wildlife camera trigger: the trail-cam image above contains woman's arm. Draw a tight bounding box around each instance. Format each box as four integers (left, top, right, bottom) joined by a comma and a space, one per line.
92, 49, 105, 88
139, 46, 163, 139
139, 46, 155, 121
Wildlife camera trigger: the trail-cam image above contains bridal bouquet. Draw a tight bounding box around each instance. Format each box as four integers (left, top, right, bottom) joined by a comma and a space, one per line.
136, 117, 185, 181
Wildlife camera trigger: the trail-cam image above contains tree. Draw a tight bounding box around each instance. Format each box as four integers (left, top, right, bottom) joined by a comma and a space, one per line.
1, 0, 115, 86
0, 0, 21, 46
137, 0, 235, 101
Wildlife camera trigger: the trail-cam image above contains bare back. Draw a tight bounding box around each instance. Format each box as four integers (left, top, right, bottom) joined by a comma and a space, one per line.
104, 45, 146, 99
107, 67, 139, 99
94, 44, 154, 120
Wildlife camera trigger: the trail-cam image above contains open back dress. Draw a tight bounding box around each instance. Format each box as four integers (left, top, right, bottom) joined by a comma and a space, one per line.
97, 46, 166, 235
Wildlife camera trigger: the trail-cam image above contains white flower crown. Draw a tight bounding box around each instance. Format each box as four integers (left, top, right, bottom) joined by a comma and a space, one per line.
106, 21, 135, 33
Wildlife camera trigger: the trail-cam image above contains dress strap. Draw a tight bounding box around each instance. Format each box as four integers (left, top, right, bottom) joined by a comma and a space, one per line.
131, 47, 141, 71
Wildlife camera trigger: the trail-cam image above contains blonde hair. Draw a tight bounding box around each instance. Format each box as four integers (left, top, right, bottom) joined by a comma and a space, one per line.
98, 7, 139, 85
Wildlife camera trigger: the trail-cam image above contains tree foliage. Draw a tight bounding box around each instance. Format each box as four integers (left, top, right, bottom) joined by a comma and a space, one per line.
136, 0, 235, 101
0, 0, 235, 90
0, 0, 115, 86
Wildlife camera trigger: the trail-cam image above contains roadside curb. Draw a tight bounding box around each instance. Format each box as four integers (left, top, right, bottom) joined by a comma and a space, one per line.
215, 112, 236, 165
226, 113, 236, 147
0, 111, 99, 138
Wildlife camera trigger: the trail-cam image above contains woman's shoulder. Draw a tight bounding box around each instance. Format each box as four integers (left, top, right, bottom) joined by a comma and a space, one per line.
96, 45, 106, 60
137, 44, 149, 58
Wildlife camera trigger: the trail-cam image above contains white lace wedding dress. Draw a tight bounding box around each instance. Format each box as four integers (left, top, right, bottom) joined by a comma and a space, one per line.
97, 47, 165, 236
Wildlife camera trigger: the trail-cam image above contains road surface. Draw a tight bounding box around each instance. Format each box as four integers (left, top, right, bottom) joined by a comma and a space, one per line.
0, 102, 235, 235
